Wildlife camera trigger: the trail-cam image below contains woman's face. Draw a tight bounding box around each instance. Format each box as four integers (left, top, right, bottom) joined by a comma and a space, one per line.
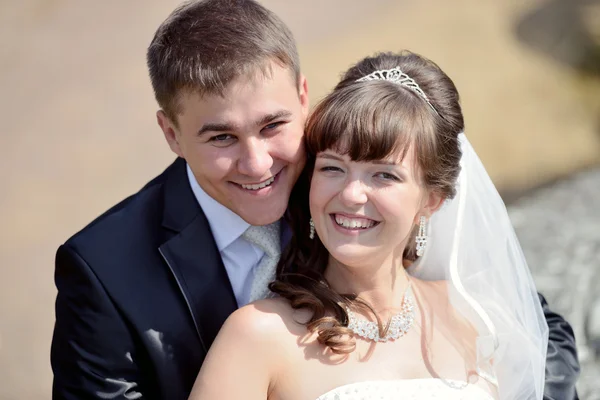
309, 146, 439, 268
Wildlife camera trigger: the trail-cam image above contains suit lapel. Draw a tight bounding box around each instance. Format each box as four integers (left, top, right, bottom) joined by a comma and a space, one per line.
158, 159, 238, 352
280, 217, 292, 248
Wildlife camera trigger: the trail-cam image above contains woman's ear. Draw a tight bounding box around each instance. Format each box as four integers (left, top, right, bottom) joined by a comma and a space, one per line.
418, 190, 446, 221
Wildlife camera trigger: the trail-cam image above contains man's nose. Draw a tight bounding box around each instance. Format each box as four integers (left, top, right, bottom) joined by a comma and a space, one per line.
237, 138, 274, 178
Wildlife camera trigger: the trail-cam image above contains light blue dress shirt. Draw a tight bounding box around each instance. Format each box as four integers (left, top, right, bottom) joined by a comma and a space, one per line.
186, 164, 264, 306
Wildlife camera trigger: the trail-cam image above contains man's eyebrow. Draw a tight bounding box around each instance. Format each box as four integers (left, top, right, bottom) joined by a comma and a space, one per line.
256, 110, 293, 127
197, 122, 238, 136
197, 110, 292, 136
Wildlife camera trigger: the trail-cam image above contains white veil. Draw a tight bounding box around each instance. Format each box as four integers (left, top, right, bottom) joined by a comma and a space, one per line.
407, 133, 549, 399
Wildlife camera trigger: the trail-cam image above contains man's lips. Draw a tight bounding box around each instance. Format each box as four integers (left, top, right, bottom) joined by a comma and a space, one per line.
233, 170, 282, 191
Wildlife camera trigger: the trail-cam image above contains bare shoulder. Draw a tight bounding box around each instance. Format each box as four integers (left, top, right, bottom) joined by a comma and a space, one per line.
218, 297, 308, 346
192, 298, 302, 399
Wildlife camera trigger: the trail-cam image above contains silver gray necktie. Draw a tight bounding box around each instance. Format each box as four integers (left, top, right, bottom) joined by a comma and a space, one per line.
242, 221, 281, 302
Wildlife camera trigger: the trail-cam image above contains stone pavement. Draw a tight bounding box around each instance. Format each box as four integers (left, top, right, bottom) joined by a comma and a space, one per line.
509, 167, 600, 399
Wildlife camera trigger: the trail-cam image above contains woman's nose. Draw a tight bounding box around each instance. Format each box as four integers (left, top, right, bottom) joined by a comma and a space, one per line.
339, 178, 368, 206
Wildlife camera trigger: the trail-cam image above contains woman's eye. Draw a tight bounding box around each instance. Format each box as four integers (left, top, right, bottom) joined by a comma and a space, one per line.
376, 172, 400, 181
319, 166, 343, 173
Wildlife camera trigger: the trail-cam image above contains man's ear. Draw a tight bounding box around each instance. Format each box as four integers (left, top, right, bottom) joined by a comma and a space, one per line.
157, 110, 184, 158
298, 74, 309, 119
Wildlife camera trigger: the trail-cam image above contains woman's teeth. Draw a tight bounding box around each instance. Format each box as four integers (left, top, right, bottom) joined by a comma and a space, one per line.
240, 175, 275, 190
334, 214, 377, 229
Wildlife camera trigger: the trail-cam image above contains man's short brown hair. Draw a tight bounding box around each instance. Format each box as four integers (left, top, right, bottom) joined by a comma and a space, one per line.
147, 0, 301, 124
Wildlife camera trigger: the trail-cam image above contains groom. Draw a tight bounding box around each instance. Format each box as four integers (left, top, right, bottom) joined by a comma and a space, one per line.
50, 0, 580, 399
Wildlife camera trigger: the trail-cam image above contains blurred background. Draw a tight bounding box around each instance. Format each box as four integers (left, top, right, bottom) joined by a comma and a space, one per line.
0, 0, 599, 398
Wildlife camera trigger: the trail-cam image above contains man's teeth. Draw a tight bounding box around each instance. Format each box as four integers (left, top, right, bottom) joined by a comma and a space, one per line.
240, 175, 275, 190
334, 215, 376, 229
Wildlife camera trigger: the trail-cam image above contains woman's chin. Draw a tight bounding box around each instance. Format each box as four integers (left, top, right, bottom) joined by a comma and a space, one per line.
327, 247, 379, 269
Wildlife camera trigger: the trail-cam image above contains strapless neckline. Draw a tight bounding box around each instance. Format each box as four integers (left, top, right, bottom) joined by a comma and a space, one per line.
315, 378, 495, 400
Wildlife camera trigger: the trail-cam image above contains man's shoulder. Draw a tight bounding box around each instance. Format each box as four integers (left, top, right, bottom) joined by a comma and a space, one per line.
67, 179, 162, 247
64, 158, 186, 258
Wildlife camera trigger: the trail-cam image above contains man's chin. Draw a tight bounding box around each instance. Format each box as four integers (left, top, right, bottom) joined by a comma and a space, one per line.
236, 204, 287, 226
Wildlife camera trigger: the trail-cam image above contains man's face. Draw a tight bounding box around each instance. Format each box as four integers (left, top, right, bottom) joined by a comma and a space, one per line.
158, 63, 309, 225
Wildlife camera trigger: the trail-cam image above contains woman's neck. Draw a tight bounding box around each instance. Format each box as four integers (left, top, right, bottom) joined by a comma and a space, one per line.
323, 252, 411, 316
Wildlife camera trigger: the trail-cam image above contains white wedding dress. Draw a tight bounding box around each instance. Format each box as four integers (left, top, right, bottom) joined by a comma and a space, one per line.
315, 379, 495, 400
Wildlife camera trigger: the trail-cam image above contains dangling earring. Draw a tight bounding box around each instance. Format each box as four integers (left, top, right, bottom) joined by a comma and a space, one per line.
309, 218, 315, 239
415, 216, 427, 257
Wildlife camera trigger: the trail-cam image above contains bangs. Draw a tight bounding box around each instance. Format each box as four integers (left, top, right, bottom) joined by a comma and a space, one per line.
305, 81, 436, 163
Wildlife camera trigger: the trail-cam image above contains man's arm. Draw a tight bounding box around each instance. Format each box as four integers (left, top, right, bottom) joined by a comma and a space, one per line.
51, 245, 144, 400
540, 293, 580, 400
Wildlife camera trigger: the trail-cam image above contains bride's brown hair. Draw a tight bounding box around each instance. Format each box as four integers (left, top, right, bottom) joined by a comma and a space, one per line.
269, 51, 465, 353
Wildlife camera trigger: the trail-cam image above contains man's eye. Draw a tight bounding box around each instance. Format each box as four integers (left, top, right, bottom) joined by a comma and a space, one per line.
210, 134, 234, 142
263, 122, 282, 131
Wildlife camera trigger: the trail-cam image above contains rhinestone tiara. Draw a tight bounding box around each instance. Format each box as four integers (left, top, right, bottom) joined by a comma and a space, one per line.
356, 66, 438, 114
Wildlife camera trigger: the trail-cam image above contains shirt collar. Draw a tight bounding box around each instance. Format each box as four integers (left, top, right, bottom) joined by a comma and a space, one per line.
186, 164, 250, 251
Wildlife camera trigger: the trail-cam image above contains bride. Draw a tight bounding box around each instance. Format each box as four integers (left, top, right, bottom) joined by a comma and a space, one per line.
188, 51, 548, 400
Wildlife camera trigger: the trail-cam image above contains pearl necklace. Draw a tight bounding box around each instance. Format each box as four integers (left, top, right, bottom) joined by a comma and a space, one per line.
346, 284, 415, 342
